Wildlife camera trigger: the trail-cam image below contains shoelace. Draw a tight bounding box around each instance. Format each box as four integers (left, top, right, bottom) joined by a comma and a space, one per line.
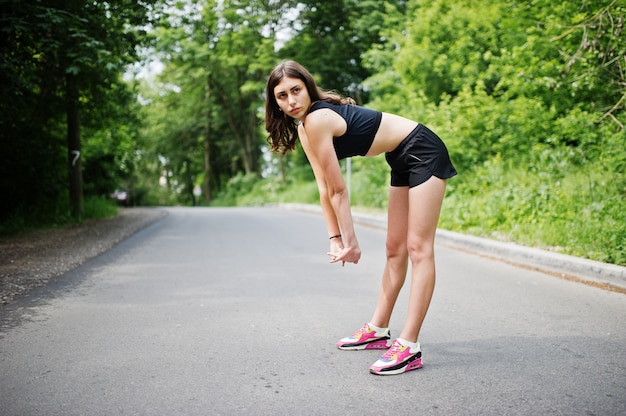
380, 340, 404, 360
352, 324, 371, 338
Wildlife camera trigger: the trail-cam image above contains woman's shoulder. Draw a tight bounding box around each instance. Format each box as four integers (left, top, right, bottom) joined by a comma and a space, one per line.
306, 101, 343, 121
303, 104, 347, 136
310, 101, 340, 112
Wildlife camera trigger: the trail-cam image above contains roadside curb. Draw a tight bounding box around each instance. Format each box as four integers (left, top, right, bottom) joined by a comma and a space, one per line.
279, 203, 626, 293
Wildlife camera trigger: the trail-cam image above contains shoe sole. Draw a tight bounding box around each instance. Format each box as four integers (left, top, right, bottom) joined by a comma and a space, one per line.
337, 339, 391, 350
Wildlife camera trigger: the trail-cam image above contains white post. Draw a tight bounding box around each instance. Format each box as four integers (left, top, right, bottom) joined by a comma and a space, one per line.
346, 157, 351, 197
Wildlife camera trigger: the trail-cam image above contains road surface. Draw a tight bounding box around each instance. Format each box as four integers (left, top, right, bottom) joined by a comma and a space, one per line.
1, 207, 624, 415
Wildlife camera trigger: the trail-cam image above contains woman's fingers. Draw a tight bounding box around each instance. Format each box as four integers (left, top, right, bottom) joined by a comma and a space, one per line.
327, 247, 359, 265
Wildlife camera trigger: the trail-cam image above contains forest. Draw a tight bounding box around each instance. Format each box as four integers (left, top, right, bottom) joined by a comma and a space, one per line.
1, 0, 624, 265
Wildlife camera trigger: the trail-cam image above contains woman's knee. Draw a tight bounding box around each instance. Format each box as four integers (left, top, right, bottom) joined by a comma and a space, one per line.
386, 235, 407, 260
406, 238, 434, 265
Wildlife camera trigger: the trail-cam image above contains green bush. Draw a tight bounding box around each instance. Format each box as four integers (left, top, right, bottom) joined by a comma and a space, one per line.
439, 152, 625, 265
83, 196, 118, 219
0, 194, 118, 236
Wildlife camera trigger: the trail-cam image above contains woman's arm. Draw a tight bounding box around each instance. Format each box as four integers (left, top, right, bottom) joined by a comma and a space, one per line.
300, 143, 346, 263
299, 110, 361, 265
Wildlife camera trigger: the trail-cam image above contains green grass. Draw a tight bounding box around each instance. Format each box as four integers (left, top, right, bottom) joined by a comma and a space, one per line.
0, 195, 119, 236
83, 196, 119, 219
438, 156, 625, 265
210, 173, 319, 207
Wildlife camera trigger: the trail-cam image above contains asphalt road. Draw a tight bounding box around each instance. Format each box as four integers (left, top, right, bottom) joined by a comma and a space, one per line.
1, 207, 624, 416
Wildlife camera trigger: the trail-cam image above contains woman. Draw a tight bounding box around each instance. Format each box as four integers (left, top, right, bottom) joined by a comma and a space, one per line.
265, 60, 457, 376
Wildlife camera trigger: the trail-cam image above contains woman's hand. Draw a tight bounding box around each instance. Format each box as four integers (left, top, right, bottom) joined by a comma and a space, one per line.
328, 239, 361, 266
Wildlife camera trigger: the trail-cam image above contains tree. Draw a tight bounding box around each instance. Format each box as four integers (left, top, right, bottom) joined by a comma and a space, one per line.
280, 0, 406, 102
137, 0, 296, 204
0, 0, 162, 220
549, 0, 625, 128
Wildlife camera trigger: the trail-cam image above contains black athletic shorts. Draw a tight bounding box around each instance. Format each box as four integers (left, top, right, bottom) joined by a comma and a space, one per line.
385, 124, 457, 188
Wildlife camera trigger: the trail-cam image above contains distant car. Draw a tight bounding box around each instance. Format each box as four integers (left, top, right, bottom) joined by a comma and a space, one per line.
111, 190, 128, 205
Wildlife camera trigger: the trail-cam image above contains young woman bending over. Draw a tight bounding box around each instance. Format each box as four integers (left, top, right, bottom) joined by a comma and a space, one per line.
265, 60, 457, 376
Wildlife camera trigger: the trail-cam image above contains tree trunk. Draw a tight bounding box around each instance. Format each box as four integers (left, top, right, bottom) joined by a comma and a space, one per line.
213, 83, 252, 174
66, 73, 83, 218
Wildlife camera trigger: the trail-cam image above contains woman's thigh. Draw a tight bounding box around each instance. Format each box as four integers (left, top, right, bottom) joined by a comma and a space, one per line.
387, 186, 409, 252
407, 176, 447, 249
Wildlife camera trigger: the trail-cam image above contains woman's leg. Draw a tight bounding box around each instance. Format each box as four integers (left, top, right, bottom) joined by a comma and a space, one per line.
369, 185, 410, 328
399, 176, 447, 343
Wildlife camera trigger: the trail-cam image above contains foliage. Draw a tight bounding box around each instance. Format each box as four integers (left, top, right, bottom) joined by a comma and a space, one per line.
0, 0, 161, 220
0, 195, 117, 236
344, 0, 625, 265
438, 145, 626, 265
273, 0, 625, 264
210, 170, 319, 207
2, 0, 624, 265
83, 196, 119, 220
134, 0, 295, 205
279, 0, 407, 102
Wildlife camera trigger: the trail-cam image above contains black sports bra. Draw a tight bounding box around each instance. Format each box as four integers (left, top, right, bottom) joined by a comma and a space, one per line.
307, 102, 382, 159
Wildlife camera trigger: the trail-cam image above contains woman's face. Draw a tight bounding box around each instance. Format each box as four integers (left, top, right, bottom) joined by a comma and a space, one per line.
273, 76, 311, 121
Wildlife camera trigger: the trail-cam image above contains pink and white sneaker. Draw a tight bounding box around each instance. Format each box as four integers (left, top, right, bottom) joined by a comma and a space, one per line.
337, 323, 391, 350
369, 339, 423, 375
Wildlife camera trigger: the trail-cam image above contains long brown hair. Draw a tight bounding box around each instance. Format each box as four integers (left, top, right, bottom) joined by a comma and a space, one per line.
265, 60, 343, 154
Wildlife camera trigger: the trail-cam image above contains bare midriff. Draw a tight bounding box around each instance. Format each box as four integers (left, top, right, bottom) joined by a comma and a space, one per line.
365, 112, 419, 157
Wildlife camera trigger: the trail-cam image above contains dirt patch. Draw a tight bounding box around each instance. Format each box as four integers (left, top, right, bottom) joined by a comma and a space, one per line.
0, 208, 167, 306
